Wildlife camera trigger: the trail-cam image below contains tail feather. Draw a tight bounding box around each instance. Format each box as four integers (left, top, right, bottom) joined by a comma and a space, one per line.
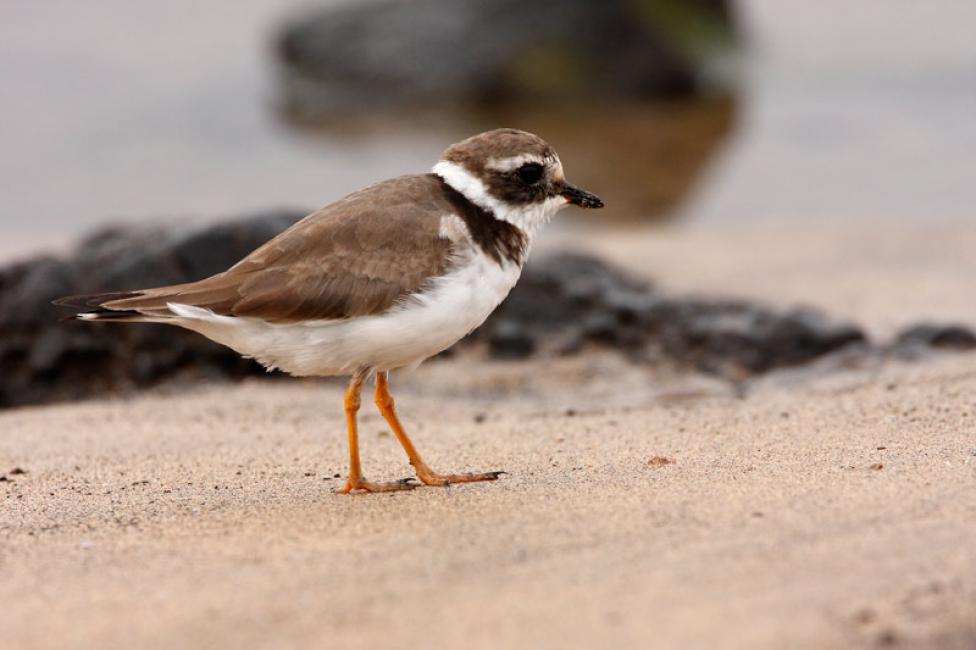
53, 290, 168, 322
55, 274, 238, 322
52, 291, 145, 311
69, 309, 148, 322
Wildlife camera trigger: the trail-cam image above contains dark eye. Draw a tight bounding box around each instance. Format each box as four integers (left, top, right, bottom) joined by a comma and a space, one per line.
516, 162, 544, 184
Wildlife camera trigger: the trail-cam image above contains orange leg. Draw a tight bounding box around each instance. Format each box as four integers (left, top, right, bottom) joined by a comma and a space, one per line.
336, 371, 417, 494
375, 371, 504, 487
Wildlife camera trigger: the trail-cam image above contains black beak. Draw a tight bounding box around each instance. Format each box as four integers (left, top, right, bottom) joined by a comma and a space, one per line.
560, 181, 604, 209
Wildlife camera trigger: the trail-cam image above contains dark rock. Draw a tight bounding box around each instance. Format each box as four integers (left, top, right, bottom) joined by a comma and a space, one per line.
275, 0, 737, 118
483, 251, 651, 358
475, 252, 869, 378
0, 210, 304, 408
274, 0, 740, 224
891, 323, 976, 360
0, 219, 895, 409
642, 301, 868, 375
488, 320, 536, 360
0, 256, 76, 326
896, 323, 976, 349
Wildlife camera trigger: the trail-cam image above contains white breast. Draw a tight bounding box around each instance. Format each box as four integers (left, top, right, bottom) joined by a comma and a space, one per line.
167, 246, 522, 377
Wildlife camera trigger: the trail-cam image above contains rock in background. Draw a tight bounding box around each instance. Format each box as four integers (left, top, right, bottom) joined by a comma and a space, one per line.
8, 215, 964, 410
275, 0, 739, 118
273, 0, 741, 223
472, 252, 869, 378
0, 213, 304, 408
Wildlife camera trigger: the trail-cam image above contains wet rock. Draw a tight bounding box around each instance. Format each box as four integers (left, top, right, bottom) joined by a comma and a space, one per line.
274, 1, 740, 224
484, 251, 652, 355
894, 323, 976, 350
476, 253, 868, 378
0, 256, 76, 326
0, 211, 304, 408
642, 301, 868, 375
890, 323, 976, 360
0, 219, 955, 410
488, 320, 536, 360
275, 0, 737, 119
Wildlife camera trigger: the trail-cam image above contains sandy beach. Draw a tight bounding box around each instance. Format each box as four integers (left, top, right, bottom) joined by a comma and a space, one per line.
2, 343, 975, 649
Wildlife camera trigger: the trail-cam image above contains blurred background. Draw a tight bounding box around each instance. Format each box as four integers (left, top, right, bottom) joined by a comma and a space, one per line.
4, 0, 974, 260
2, 0, 975, 407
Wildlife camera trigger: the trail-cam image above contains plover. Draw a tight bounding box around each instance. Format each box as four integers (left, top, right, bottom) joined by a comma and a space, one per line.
55, 128, 604, 493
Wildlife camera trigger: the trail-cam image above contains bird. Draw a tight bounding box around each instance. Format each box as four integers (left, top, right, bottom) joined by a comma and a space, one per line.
55, 128, 604, 494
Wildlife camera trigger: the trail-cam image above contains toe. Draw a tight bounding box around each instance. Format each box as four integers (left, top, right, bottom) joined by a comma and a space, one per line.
417, 470, 506, 486
335, 477, 419, 494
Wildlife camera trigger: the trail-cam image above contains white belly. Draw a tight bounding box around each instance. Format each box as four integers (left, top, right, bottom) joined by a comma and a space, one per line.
167, 250, 522, 377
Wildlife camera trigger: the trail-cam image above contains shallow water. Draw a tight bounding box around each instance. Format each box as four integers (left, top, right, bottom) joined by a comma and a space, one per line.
688, 0, 976, 225
1, 0, 974, 262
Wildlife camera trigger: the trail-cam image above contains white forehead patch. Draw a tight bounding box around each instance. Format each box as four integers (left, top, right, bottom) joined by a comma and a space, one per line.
485, 153, 556, 173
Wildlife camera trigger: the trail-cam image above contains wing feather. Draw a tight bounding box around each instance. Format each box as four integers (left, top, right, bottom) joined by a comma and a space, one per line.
71, 175, 456, 323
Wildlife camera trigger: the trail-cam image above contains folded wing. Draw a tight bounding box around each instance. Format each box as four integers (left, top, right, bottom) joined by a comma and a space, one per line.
55, 175, 455, 323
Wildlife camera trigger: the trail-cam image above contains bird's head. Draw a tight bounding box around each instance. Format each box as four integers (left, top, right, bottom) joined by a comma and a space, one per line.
433, 128, 603, 234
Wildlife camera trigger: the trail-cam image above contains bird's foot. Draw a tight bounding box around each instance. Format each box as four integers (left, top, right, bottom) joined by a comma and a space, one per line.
415, 469, 506, 487
335, 477, 419, 494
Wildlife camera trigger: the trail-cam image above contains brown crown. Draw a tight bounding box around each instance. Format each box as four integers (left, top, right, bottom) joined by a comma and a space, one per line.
442, 128, 556, 173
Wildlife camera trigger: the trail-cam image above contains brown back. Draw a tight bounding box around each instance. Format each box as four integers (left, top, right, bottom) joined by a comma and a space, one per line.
103, 175, 455, 322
